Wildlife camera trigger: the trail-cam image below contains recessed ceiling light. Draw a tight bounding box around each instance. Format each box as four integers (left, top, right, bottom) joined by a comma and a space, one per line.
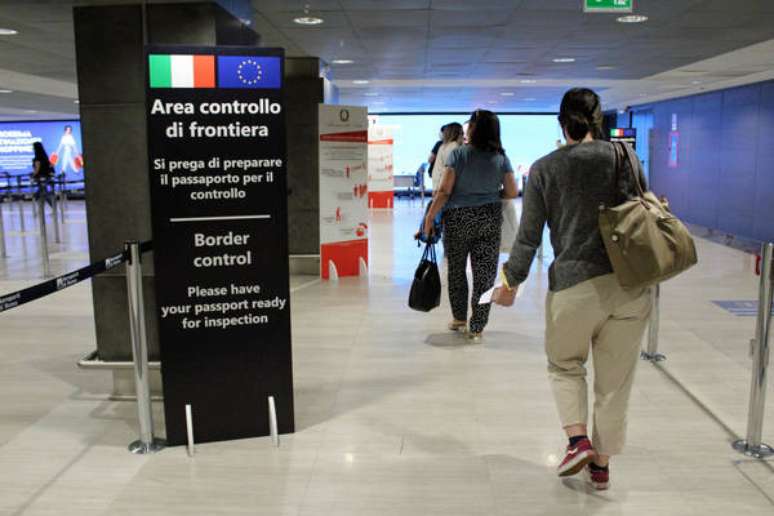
294, 16, 323, 25
691, 80, 702, 85
332, 59, 354, 65
24, 109, 37, 113
596, 65, 616, 70
74, 99, 80, 104
617, 15, 649, 23
552, 57, 575, 63
0, 89, 12, 93
372, 101, 385, 105
520, 79, 537, 84
501, 92, 515, 96
364, 92, 379, 97
352, 80, 370, 85
523, 98, 537, 101
0, 28, 18, 35
487, 100, 498, 104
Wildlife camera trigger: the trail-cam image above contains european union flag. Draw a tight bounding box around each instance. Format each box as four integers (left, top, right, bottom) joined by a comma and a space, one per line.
217, 56, 282, 89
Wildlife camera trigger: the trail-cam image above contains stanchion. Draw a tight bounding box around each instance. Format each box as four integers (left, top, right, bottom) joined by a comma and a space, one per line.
58, 178, 67, 223
0, 199, 7, 258
16, 178, 25, 232
125, 240, 165, 455
733, 242, 774, 459
641, 284, 666, 362
49, 182, 61, 244
37, 190, 50, 278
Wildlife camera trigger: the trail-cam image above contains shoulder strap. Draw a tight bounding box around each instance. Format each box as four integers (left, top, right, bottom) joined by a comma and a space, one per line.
614, 141, 646, 198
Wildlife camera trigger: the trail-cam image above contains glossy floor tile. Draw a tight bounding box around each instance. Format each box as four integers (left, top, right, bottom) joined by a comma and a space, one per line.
0, 198, 772, 515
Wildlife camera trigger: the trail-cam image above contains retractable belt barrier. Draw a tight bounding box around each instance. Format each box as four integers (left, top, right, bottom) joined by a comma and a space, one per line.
0, 241, 152, 314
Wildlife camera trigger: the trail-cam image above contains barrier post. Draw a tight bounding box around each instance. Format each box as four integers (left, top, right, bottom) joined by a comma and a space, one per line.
16, 177, 25, 232
125, 240, 165, 455
733, 242, 774, 459
641, 284, 666, 362
58, 176, 67, 223
36, 188, 50, 278
0, 198, 6, 258
49, 181, 61, 244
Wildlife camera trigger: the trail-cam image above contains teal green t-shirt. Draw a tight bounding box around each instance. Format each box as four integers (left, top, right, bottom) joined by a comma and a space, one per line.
445, 145, 513, 209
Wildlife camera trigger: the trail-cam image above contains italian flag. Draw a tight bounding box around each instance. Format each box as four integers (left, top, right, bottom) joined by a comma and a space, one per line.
149, 54, 215, 88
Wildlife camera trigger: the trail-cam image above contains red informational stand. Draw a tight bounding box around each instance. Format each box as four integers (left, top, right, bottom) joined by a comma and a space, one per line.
368, 126, 394, 210
321, 239, 369, 280
368, 191, 393, 209
319, 105, 370, 280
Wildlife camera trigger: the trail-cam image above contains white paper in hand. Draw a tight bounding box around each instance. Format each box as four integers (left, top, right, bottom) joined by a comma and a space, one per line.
478, 283, 522, 305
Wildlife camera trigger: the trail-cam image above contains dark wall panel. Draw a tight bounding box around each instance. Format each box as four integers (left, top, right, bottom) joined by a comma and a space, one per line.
640, 79, 774, 243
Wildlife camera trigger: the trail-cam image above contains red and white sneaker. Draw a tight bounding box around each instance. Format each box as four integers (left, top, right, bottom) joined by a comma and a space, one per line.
556, 438, 595, 477
585, 464, 610, 490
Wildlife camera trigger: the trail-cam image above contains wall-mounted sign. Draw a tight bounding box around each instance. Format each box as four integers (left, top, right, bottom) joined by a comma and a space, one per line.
584, 0, 633, 13
668, 131, 680, 169
145, 45, 294, 445
610, 128, 637, 150
319, 105, 369, 280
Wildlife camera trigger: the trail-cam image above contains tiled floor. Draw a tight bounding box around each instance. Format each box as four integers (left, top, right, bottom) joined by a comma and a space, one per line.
0, 198, 773, 515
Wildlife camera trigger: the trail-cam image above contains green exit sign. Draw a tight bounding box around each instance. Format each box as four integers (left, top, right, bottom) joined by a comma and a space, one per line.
584, 0, 634, 13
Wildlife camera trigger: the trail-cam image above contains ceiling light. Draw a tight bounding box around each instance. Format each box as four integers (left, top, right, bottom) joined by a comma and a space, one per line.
74, 99, 80, 104
332, 59, 354, 65
520, 79, 537, 84
596, 65, 616, 70
0, 28, 18, 35
691, 80, 702, 85
294, 16, 323, 25
364, 92, 379, 97
488, 100, 498, 104
0, 89, 12, 93
352, 80, 369, 85
501, 92, 515, 96
294, 5, 323, 26
617, 15, 649, 23
523, 98, 537, 101
552, 57, 575, 63
24, 109, 37, 113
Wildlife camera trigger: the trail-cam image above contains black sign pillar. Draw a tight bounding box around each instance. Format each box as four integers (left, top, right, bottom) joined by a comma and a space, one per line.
145, 46, 293, 445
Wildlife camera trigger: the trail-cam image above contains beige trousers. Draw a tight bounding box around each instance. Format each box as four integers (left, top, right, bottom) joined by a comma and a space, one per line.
545, 273, 651, 456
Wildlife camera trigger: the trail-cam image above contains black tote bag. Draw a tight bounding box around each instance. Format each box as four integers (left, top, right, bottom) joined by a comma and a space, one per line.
408, 243, 441, 312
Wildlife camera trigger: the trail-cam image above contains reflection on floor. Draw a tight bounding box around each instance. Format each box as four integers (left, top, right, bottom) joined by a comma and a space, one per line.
0, 198, 773, 515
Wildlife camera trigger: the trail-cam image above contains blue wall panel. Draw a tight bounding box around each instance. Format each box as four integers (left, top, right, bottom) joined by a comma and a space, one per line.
640, 79, 774, 243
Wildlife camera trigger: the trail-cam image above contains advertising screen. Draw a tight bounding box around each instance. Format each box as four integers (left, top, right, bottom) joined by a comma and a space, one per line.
0, 120, 84, 182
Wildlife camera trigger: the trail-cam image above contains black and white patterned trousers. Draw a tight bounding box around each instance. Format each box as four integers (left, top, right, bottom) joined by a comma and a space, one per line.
442, 202, 502, 334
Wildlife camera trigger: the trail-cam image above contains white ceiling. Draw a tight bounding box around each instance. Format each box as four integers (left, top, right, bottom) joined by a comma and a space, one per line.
1, 0, 774, 119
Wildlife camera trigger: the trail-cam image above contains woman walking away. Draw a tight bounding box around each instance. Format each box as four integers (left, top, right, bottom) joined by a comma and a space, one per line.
492, 88, 652, 490
432, 123, 464, 193
423, 110, 519, 341
31, 142, 54, 207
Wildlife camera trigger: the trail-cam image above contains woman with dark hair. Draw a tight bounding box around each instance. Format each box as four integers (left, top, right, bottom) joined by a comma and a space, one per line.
493, 88, 651, 490
31, 141, 54, 207
423, 110, 519, 341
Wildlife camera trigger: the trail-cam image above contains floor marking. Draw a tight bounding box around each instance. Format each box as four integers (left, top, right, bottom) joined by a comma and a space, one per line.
169, 215, 271, 223
290, 278, 320, 293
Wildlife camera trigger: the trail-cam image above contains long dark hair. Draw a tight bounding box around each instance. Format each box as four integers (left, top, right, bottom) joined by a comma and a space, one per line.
468, 109, 504, 155
33, 141, 49, 163
558, 88, 604, 141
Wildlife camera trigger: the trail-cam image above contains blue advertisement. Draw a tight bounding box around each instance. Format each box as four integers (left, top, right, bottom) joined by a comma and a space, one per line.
0, 120, 84, 182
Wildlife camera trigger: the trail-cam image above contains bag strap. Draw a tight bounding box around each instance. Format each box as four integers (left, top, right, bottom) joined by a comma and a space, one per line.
614, 141, 646, 199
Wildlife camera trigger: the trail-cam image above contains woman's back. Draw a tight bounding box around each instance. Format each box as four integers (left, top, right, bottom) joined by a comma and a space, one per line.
446, 144, 512, 209
509, 139, 644, 291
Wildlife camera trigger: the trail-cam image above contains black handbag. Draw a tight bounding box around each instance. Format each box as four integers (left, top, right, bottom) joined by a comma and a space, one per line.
408, 243, 441, 312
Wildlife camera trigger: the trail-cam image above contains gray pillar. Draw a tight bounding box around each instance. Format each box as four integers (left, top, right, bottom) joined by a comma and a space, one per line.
285, 57, 325, 258
74, 2, 258, 362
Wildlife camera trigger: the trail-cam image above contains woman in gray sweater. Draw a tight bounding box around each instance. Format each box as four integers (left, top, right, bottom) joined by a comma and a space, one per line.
493, 88, 651, 490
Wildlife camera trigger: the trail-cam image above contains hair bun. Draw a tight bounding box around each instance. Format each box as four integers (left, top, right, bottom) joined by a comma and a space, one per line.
564, 112, 591, 141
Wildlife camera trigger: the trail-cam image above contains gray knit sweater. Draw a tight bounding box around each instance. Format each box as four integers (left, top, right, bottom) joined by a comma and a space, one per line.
504, 140, 645, 292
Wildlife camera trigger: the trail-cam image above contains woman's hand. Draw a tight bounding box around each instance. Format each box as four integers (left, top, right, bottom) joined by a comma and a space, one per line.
423, 216, 435, 239
492, 286, 517, 307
